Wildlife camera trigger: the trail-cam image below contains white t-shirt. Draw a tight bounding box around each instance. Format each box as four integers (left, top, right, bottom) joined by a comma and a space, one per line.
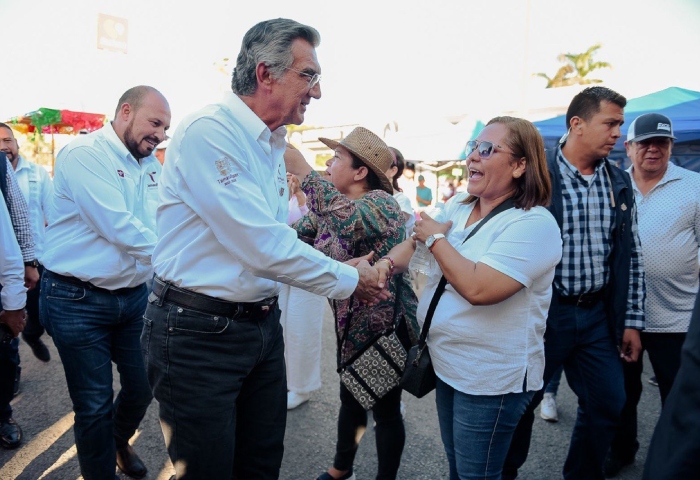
418, 193, 562, 395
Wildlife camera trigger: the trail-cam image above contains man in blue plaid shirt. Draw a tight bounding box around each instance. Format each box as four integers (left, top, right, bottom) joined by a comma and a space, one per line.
504, 87, 645, 480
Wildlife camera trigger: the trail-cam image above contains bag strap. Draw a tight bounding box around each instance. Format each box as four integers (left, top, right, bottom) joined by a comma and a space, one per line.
416, 197, 515, 347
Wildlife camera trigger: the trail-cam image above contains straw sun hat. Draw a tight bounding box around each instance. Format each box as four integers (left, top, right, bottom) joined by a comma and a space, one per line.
319, 127, 394, 194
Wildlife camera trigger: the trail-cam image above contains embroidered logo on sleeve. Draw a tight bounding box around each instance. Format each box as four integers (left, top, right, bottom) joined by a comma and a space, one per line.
216, 157, 239, 186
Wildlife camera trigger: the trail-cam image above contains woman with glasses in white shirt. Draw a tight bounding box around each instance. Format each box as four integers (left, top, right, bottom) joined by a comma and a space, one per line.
375, 117, 563, 480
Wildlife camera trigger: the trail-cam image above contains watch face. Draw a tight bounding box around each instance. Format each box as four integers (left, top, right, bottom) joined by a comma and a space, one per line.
426, 236, 436, 248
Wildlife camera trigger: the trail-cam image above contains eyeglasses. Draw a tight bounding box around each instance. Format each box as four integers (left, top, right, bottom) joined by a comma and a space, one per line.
465, 140, 516, 159
284, 67, 322, 89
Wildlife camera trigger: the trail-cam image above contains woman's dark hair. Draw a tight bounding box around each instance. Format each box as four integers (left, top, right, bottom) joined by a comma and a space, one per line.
389, 147, 405, 192
350, 152, 383, 192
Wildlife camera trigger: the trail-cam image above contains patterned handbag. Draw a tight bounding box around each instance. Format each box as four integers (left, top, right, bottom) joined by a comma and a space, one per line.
337, 277, 408, 410
338, 330, 407, 410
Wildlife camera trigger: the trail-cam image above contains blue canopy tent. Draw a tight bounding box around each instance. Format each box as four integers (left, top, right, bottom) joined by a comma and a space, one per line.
534, 87, 700, 171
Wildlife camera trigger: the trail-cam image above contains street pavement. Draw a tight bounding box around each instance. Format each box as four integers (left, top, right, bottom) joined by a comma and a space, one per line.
0, 304, 660, 479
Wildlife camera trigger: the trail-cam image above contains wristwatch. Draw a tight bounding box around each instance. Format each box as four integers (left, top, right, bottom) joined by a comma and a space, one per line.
24, 259, 39, 268
425, 233, 446, 251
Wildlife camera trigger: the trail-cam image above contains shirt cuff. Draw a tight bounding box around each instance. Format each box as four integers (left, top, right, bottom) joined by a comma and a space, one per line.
624, 316, 645, 330
325, 262, 359, 300
1, 286, 27, 311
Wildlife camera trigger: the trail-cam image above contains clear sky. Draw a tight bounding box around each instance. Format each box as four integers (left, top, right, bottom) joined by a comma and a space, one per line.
1, 0, 698, 131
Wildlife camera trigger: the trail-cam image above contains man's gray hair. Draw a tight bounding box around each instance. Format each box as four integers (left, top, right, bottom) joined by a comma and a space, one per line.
231, 18, 320, 96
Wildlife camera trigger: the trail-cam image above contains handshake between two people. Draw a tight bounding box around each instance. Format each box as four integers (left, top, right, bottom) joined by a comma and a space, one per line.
344, 252, 391, 306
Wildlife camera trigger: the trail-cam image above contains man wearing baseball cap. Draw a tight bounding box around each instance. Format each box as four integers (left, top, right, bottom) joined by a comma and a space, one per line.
605, 113, 700, 477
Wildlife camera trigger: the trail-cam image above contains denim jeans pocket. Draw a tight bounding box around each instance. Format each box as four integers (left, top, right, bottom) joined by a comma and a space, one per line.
45, 280, 86, 301
170, 305, 230, 336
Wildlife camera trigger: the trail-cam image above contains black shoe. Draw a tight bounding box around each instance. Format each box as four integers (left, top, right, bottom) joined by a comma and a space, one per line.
116, 444, 148, 479
0, 418, 22, 449
13, 366, 21, 397
316, 470, 355, 480
604, 452, 635, 478
22, 334, 51, 362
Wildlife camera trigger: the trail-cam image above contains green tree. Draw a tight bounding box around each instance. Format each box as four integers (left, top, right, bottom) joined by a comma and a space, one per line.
534, 43, 612, 88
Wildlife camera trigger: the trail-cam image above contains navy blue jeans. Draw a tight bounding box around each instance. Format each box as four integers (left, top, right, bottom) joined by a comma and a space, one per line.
436, 377, 534, 480
40, 271, 153, 480
503, 301, 625, 480
143, 289, 287, 480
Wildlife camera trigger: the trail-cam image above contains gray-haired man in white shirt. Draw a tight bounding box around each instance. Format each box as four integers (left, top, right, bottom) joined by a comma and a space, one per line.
145, 18, 387, 480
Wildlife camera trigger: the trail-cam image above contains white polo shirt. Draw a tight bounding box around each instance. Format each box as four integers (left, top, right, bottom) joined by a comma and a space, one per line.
419, 193, 562, 395
42, 123, 161, 289
13, 156, 53, 262
0, 200, 26, 310
153, 92, 358, 303
627, 162, 700, 332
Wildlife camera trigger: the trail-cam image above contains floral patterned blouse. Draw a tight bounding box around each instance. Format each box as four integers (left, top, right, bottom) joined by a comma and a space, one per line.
292, 171, 419, 365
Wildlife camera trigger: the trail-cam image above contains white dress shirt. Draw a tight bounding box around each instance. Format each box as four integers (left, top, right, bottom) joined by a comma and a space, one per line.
42, 123, 161, 289
628, 162, 700, 332
419, 193, 562, 395
13, 156, 53, 262
153, 92, 358, 302
0, 201, 26, 310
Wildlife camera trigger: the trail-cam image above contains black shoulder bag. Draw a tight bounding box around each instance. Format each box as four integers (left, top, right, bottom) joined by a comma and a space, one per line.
400, 197, 515, 398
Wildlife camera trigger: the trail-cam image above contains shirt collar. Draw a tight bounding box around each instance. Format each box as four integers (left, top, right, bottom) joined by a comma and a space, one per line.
15, 155, 30, 173
101, 122, 140, 164
222, 92, 288, 151
627, 161, 683, 191
557, 144, 605, 179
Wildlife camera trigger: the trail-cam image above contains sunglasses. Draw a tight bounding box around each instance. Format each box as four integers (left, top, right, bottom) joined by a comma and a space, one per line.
465, 140, 515, 159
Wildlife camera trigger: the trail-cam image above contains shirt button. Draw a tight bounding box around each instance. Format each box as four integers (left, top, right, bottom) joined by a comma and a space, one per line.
168, 327, 174, 332
213, 316, 219, 321
177, 308, 183, 313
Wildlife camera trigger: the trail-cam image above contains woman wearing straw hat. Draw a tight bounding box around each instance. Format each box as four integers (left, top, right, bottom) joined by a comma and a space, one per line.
285, 127, 419, 480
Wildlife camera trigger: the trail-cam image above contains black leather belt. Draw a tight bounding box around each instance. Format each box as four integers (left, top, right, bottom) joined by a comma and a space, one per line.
45, 270, 141, 296
152, 277, 278, 320
559, 290, 605, 309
